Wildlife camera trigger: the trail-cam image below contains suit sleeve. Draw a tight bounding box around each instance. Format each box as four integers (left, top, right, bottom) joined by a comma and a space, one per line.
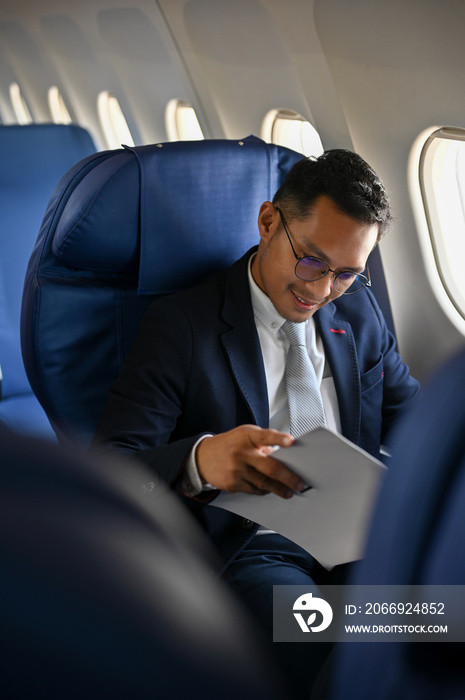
92, 296, 205, 487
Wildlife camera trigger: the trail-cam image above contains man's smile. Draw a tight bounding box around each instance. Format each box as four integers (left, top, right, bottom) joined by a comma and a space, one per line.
290, 288, 322, 311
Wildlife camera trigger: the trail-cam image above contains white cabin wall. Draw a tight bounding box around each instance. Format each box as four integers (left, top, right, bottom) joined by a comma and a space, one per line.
314, 0, 465, 380
157, 0, 353, 147
92, 2, 207, 145
0, 0, 212, 147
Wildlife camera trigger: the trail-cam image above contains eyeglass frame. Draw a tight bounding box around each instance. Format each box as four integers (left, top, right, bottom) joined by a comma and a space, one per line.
275, 207, 371, 295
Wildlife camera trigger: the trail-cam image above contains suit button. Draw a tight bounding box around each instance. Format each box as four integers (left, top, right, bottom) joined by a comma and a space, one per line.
242, 519, 254, 529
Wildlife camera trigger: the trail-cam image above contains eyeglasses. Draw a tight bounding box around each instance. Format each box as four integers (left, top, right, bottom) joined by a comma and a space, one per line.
276, 208, 371, 295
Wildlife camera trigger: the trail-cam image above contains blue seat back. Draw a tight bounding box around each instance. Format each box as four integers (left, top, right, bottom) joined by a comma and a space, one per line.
22, 137, 303, 443
333, 346, 465, 699
0, 124, 95, 436
0, 425, 289, 699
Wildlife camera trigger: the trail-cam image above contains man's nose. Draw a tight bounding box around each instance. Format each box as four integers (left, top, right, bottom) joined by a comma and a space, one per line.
307, 273, 335, 299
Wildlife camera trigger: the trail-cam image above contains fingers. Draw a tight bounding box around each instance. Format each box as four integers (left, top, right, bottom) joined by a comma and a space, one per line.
239, 426, 307, 496
248, 426, 295, 449
196, 424, 307, 499
243, 456, 307, 499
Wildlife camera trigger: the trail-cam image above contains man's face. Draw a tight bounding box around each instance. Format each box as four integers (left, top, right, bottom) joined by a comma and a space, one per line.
251, 195, 379, 323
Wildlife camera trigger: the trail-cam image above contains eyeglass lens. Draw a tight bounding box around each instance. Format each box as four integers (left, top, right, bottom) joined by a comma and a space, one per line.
296, 258, 367, 294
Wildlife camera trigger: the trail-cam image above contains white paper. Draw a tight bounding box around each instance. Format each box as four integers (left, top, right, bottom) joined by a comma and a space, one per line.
210, 427, 386, 569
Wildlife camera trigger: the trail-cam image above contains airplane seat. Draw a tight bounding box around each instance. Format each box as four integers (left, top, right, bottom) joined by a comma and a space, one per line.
0, 423, 290, 699
21, 135, 395, 446
332, 346, 465, 700
21, 136, 304, 444
0, 123, 96, 438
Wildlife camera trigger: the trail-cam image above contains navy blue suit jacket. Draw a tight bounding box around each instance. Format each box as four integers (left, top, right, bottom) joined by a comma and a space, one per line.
94, 248, 420, 571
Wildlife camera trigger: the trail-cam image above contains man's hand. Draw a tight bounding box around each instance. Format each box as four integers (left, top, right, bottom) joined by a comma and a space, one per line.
196, 425, 307, 499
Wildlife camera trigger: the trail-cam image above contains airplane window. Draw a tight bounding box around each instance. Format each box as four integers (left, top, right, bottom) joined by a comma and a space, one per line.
261, 109, 324, 157
48, 86, 72, 125
409, 126, 465, 330
97, 90, 135, 150
9, 82, 33, 125
165, 99, 204, 141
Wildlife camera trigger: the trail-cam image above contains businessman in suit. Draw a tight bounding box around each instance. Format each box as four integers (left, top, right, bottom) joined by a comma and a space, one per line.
93, 149, 420, 697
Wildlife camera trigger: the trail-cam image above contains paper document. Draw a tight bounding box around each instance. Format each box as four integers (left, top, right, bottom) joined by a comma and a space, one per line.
211, 427, 386, 569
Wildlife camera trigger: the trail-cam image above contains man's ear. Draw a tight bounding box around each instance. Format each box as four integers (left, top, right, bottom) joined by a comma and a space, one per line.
257, 201, 278, 242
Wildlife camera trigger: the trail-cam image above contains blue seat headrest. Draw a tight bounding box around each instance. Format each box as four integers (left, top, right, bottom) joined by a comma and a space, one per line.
51, 136, 303, 294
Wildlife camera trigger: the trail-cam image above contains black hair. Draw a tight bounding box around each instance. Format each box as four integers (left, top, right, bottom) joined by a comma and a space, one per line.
273, 149, 392, 241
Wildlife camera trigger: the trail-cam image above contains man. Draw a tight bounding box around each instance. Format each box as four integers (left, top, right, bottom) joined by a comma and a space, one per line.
93, 149, 420, 696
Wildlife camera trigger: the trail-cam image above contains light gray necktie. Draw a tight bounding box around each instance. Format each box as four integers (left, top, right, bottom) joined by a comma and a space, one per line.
282, 320, 326, 438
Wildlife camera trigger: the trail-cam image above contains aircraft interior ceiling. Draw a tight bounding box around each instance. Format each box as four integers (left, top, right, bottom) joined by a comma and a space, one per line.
1, 0, 465, 381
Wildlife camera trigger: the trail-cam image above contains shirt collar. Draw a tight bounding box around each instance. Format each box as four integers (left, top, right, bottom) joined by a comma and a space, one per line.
247, 253, 290, 335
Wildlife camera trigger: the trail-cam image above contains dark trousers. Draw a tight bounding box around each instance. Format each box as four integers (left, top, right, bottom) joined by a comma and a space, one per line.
222, 533, 349, 699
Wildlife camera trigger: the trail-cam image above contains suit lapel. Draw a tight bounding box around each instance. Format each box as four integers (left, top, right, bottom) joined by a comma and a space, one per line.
219, 250, 270, 429
315, 302, 361, 444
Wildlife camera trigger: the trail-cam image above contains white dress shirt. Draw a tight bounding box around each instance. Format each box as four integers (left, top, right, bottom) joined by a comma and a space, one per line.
248, 255, 341, 435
